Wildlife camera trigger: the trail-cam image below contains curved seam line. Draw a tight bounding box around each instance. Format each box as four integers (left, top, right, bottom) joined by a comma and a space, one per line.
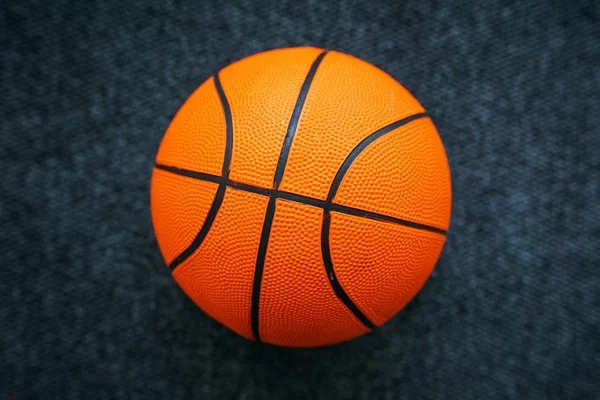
250, 50, 329, 343
168, 73, 233, 271
321, 112, 430, 329
326, 113, 429, 203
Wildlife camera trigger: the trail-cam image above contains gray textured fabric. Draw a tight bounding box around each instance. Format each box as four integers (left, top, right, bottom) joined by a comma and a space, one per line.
2, 1, 598, 399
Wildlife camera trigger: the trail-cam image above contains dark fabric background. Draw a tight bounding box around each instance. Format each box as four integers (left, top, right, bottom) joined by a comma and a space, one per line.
2, 0, 598, 399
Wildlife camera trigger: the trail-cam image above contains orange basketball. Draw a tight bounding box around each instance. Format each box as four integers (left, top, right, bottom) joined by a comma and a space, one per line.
150, 47, 452, 347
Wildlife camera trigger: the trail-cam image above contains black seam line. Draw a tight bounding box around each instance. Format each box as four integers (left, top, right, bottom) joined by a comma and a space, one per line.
272, 50, 329, 188
326, 112, 429, 203
215, 73, 234, 177
250, 196, 276, 343
228, 180, 271, 196
169, 184, 226, 269
330, 204, 447, 235
251, 50, 329, 343
154, 164, 272, 197
168, 73, 233, 271
320, 112, 432, 330
321, 212, 376, 329
278, 191, 326, 208
154, 164, 222, 184
154, 163, 447, 236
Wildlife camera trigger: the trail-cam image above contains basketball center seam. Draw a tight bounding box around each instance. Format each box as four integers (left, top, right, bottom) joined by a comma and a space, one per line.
154, 163, 446, 236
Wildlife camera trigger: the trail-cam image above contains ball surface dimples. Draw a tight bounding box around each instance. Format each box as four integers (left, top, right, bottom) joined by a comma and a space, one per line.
150, 47, 451, 347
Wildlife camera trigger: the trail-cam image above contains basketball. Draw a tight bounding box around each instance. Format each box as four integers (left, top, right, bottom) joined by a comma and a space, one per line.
150, 46, 451, 347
